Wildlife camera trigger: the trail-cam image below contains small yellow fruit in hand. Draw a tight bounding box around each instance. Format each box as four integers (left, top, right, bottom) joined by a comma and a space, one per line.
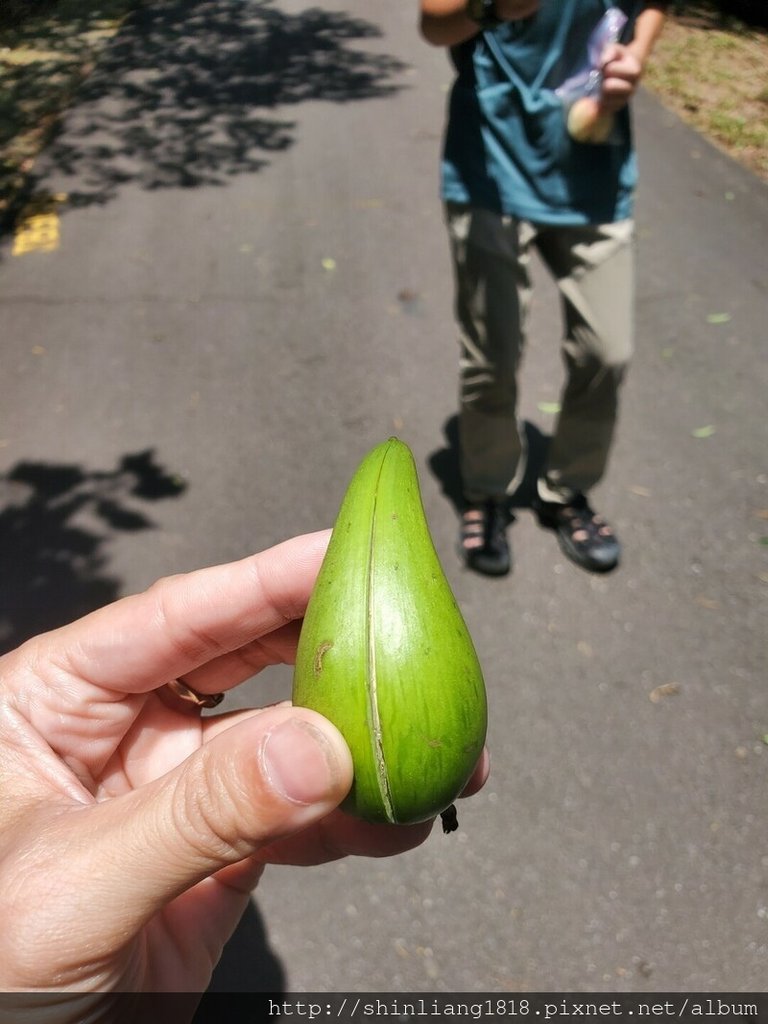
567, 97, 614, 144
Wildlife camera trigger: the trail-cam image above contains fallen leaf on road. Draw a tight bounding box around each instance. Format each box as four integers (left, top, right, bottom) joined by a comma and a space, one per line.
649, 682, 680, 703
691, 425, 716, 438
628, 485, 652, 498
706, 312, 731, 324
752, 509, 768, 520
396, 290, 423, 316
537, 401, 561, 415
321, 258, 336, 271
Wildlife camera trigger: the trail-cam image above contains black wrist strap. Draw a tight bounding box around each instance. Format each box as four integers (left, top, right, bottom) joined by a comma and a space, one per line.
467, 0, 501, 29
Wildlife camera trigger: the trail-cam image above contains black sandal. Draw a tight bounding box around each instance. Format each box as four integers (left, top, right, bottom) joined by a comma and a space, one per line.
533, 494, 620, 573
457, 500, 511, 576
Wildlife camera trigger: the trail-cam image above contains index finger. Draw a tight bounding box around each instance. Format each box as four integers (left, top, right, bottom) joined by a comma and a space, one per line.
27, 530, 331, 697
599, 41, 624, 68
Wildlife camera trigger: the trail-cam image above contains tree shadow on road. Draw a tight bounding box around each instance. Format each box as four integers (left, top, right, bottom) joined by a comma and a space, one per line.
0, 448, 186, 654
34, 0, 408, 208
1, 452, 290, 992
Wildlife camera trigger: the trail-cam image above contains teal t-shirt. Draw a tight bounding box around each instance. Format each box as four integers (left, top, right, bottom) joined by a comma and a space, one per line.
441, 0, 641, 224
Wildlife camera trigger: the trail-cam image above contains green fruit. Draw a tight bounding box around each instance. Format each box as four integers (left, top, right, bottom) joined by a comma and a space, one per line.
292, 438, 487, 825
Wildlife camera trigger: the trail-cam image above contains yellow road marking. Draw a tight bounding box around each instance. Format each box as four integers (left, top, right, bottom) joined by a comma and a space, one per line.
0, 48, 73, 65
12, 193, 67, 257
12, 212, 60, 255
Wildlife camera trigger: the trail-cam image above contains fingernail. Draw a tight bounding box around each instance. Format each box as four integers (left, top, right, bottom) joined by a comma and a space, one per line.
262, 719, 339, 805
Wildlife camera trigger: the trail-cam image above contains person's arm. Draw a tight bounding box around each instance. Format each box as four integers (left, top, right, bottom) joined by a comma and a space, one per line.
599, 3, 668, 114
419, 0, 539, 48
627, 3, 668, 66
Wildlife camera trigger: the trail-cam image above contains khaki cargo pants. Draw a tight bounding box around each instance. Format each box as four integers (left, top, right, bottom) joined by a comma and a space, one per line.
445, 203, 635, 505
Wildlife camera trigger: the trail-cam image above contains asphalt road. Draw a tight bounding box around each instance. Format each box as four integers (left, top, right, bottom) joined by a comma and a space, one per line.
1, 0, 767, 997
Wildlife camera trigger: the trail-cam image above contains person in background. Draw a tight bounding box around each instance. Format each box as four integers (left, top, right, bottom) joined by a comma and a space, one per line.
0, 530, 487, 1016
420, 0, 667, 576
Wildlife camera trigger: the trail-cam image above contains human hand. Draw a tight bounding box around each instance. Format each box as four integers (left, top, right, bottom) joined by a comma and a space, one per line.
0, 531, 489, 1014
599, 41, 644, 114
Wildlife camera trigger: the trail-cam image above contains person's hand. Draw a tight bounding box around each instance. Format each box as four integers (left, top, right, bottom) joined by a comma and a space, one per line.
599, 41, 644, 113
0, 530, 489, 1011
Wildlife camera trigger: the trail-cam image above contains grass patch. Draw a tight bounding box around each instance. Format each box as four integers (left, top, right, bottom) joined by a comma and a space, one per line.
644, 1, 768, 180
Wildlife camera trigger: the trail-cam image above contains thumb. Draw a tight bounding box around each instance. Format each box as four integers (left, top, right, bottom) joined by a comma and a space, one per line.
83, 706, 353, 927
599, 40, 623, 69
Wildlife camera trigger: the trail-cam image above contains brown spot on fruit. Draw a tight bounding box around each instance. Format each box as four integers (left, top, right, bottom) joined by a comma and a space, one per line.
314, 641, 333, 676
